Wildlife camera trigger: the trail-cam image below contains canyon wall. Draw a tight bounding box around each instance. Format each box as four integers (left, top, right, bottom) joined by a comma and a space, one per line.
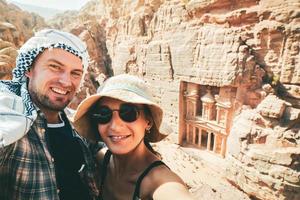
0, 0, 299, 199
71, 1, 299, 199
0, 0, 46, 79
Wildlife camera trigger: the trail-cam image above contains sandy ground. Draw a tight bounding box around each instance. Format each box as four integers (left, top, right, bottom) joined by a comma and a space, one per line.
153, 134, 251, 200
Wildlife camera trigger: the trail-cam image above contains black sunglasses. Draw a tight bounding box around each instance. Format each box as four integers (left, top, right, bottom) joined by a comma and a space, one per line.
92, 103, 143, 124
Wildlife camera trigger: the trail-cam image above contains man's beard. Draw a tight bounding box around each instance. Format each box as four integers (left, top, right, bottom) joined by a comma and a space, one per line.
30, 89, 70, 111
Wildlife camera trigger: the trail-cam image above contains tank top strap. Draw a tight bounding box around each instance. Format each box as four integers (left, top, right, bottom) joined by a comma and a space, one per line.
100, 150, 112, 187
132, 160, 169, 200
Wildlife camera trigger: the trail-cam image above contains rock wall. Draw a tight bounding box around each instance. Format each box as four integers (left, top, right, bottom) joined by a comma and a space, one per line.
227, 94, 300, 200
0, 0, 46, 46
0, 38, 17, 80
66, 20, 113, 109
0, 0, 47, 79
81, 0, 299, 129
66, 0, 299, 199
1, 0, 299, 199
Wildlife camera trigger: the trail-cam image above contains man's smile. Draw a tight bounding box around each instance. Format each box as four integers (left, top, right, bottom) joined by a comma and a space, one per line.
51, 87, 70, 95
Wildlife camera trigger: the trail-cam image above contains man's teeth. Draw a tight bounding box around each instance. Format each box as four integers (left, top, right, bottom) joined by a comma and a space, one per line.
52, 87, 68, 95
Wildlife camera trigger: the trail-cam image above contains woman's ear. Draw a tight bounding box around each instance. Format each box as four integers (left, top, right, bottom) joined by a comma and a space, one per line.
146, 119, 153, 130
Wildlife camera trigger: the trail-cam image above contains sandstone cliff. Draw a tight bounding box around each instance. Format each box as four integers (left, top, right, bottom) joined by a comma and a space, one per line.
1, 0, 299, 199
61, 1, 299, 199
0, 0, 47, 79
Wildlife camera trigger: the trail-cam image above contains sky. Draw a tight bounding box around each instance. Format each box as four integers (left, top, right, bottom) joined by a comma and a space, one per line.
7, 0, 91, 10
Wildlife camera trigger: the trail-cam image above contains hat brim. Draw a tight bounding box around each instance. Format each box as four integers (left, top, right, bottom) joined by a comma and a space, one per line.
72, 89, 169, 143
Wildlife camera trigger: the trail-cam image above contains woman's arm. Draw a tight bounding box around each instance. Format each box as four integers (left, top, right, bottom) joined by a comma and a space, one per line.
153, 182, 195, 200
142, 165, 195, 200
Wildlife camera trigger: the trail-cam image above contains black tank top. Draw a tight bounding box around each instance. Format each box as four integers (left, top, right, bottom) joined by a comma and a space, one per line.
99, 150, 169, 200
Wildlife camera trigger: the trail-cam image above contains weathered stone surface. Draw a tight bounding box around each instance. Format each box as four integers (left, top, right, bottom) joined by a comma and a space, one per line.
0, 22, 16, 30
256, 94, 286, 118
0, 0, 47, 81
55, 1, 300, 199
0, 0, 47, 46
226, 154, 300, 200
47, 10, 79, 30
0, 39, 17, 79
65, 20, 112, 109
23, 0, 300, 199
227, 101, 300, 199
283, 84, 300, 99
283, 106, 300, 121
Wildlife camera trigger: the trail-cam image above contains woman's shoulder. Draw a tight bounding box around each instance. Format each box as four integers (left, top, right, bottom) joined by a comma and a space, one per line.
140, 161, 194, 199
144, 161, 184, 185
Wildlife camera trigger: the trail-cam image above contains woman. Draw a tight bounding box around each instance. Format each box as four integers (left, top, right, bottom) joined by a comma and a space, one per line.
73, 74, 194, 200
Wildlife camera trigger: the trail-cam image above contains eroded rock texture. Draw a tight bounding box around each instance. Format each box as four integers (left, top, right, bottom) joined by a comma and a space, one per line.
67, 20, 112, 109
0, 0, 46, 45
62, 0, 299, 199
0, 0, 47, 79
227, 93, 300, 200
0, 38, 17, 79
1, 0, 299, 199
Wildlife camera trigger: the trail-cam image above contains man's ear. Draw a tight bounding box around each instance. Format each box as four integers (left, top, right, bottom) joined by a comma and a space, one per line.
25, 70, 31, 78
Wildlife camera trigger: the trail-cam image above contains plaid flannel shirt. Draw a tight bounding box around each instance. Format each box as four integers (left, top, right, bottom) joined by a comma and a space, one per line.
0, 111, 99, 200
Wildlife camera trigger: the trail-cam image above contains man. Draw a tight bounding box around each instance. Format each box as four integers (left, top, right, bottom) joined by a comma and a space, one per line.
0, 29, 99, 200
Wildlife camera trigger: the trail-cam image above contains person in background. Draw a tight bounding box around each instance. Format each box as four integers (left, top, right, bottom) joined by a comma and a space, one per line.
0, 29, 99, 200
73, 74, 195, 200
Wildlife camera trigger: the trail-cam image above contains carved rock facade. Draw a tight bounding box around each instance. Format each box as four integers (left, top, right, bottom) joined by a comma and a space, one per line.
1, 0, 300, 199
70, 0, 299, 199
